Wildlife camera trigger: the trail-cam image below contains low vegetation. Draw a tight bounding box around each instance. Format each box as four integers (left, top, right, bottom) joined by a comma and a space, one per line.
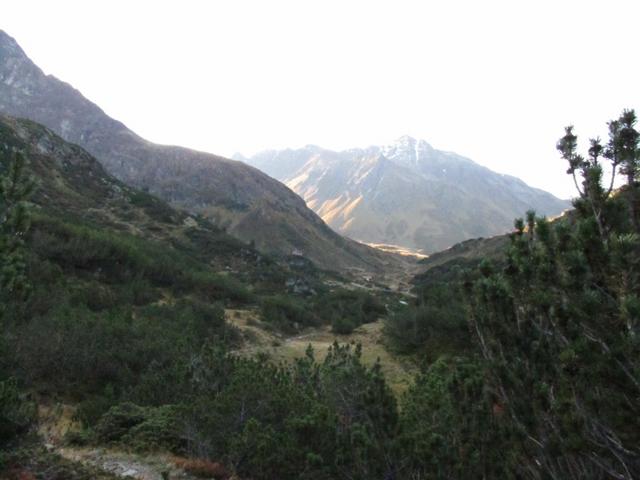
260, 288, 387, 335
2, 110, 639, 479
385, 283, 470, 358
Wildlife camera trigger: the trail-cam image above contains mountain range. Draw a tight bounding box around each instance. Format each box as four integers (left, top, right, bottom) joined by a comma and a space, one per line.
0, 30, 396, 274
0, 28, 569, 266
238, 137, 570, 253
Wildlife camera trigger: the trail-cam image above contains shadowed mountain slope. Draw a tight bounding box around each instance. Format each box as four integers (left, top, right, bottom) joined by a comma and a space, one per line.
0, 30, 396, 274
0, 113, 263, 277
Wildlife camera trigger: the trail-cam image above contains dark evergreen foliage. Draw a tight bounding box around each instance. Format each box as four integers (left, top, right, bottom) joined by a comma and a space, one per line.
467, 110, 640, 479
4, 110, 639, 479
0, 150, 36, 464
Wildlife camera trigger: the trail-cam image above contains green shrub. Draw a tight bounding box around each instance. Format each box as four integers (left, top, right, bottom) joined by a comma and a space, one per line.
260, 295, 317, 332
94, 402, 147, 443
314, 289, 386, 334
70, 281, 118, 311
384, 284, 469, 356
74, 387, 118, 426
0, 378, 34, 448
331, 316, 357, 334
187, 271, 254, 305
8, 299, 239, 401
121, 405, 182, 452
399, 356, 516, 478
64, 428, 93, 447
128, 190, 176, 223
183, 342, 398, 480
92, 401, 183, 451
126, 276, 159, 306
28, 215, 254, 305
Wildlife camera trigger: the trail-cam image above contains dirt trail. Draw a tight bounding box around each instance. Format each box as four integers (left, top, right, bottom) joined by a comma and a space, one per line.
57, 448, 182, 479
36, 404, 200, 480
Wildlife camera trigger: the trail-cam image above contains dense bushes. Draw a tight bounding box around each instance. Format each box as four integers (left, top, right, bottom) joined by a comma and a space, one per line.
28, 215, 254, 306
185, 271, 254, 305
29, 216, 179, 284
1, 157, 403, 478
260, 295, 317, 332
385, 284, 470, 357
6, 280, 245, 452
1, 210, 252, 426
397, 356, 516, 478
260, 289, 386, 334
128, 189, 177, 223
394, 110, 640, 480
317, 289, 386, 334
181, 342, 398, 480
2, 143, 407, 479
8, 300, 238, 409
90, 402, 182, 452
462, 112, 640, 479
0, 378, 34, 452
0, 151, 36, 463
65, 342, 398, 480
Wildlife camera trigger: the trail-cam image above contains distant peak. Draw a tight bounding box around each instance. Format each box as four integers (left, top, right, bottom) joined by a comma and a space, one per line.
382, 136, 433, 164
390, 135, 432, 150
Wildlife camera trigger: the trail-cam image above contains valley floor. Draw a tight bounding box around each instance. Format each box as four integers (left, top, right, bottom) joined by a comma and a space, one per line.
226, 309, 417, 395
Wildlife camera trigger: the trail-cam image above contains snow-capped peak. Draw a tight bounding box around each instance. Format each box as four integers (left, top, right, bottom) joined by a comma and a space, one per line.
381, 135, 433, 167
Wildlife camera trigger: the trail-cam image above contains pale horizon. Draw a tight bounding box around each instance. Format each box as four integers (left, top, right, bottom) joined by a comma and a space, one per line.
3, 0, 640, 199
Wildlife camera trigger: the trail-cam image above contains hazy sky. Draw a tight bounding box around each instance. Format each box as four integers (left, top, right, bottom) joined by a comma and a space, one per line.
3, 0, 639, 198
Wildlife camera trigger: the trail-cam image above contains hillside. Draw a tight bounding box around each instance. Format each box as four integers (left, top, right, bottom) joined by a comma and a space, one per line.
238, 137, 570, 253
0, 113, 313, 296
417, 234, 509, 273
0, 30, 398, 274
0, 113, 415, 477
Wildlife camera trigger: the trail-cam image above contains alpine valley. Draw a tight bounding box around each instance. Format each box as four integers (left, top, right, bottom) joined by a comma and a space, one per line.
1, 23, 638, 480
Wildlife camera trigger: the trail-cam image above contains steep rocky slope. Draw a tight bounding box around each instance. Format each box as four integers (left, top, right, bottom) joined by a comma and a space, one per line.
239, 137, 570, 253
0, 30, 394, 273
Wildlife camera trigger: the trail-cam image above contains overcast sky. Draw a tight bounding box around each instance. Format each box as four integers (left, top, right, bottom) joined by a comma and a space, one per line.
3, 0, 639, 198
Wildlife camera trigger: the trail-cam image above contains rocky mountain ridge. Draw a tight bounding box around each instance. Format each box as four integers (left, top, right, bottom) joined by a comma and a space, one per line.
238, 136, 570, 253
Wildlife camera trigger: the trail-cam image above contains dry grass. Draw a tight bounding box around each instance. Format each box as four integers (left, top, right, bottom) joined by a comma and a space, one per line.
37, 403, 80, 446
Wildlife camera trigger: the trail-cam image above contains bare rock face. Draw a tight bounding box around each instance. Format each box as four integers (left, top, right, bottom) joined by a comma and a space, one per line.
0, 30, 392, 272
239, 136, 570, 253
